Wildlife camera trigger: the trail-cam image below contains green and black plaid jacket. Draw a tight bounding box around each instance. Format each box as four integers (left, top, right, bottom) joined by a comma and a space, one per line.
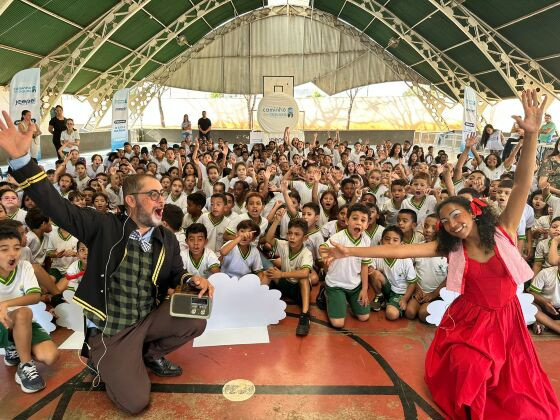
12, 158, 194, 338
86, 239, 154, 336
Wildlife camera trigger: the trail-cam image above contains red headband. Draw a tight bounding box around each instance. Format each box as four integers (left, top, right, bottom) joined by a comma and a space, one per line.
470, 197, 487, 217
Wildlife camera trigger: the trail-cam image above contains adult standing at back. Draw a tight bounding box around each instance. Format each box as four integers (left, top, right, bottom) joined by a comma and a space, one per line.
480, 124, 505, 155
198, 111, 212, 140
538, 113, 556, 144
18, 110, 41, 159
181, 114, 192, 143
48, 105, 66, 157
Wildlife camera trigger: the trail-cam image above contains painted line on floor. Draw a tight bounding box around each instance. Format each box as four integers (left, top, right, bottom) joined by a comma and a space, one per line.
13, 311, 443, 420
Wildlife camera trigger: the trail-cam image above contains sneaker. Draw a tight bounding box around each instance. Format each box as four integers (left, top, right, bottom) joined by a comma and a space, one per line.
296, 312, 310, 336
4, 345, 20, 366
15, 361, 46, 393
144, 357, 183, 377
371, 295, 385, 312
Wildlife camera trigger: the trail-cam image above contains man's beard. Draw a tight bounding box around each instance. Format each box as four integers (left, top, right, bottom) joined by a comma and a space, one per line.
136, 205, 161, 227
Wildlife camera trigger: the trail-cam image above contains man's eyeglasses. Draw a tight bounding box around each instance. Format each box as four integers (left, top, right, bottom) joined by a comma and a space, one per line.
131, 190, 165, 201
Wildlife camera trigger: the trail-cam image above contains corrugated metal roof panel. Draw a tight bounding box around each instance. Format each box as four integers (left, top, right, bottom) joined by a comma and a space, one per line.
29, 0, 117, 27
110, 9, 163, 50
0, 1, 79, 56
0, 48, 37, 85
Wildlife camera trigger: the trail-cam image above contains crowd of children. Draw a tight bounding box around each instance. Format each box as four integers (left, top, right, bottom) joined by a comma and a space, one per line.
1, 122, 560, 394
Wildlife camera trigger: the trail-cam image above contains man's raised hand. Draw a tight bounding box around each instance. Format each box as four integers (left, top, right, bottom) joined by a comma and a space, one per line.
0, 111, 32, 159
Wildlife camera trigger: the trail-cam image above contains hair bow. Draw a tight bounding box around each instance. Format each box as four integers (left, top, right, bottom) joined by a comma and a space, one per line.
470, 197, 487, 217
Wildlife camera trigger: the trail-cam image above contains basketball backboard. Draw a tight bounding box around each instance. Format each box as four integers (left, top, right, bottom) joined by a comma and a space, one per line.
263, 76, 294, 97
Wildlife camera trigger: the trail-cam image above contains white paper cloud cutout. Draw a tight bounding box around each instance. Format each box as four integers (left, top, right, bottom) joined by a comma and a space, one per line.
53, 290, 84, 332
426, 285, 537, 326
204, 273, 287, 330
30, 302, 56, 333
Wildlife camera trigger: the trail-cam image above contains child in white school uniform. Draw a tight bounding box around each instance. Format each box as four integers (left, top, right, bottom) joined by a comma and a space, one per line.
364, 203, 385, 246
320, 203, 372, 328
532, 217, 560, 276
0, 225, 58, 393
63, 242, 88, 292
221, 219, 265, 282
165, 178, 188, 211
224, 193, 268, 247
183, 224, 221, 278
372, 226, 418, 321
199, 193, 230, 255
264, 213, 314, 336
405, 215, 447, 322
321, 205, 348, 240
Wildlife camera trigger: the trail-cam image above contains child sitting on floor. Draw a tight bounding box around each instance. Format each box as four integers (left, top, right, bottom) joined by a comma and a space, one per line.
372, 226, 418, 321
405, 215, 447, 322
183, 223, 221, 278
0, 225, 58, 393
63, 241, 88, 292
221, 219, 264, 281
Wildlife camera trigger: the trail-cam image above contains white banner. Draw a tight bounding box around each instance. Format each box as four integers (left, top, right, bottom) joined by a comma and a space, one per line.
249, 131, 264, 145
9, 68, 41, 123
257, 93, 299, 133
462, 86, 477, 144
111, 88, 130, 150
10, 68, 41, 159
264, 130, 304, 146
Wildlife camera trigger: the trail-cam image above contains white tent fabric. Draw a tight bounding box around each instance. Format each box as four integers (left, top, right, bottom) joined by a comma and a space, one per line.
163, 13, 402, 95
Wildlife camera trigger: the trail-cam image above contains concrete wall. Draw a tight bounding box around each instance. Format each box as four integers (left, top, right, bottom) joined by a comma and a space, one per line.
139, 128, 416, 145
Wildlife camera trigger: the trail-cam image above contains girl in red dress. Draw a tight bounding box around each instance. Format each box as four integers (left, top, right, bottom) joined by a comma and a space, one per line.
321, 90, 560, 419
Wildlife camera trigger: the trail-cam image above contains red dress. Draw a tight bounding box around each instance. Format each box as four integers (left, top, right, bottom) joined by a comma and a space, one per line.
425, 252, 560, 419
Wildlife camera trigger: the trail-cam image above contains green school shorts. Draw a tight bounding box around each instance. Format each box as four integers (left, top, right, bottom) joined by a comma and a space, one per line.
326, 284, 370, 319
0, 320, 52, 349
382, 282, 405, 313
271, 278, 303, 304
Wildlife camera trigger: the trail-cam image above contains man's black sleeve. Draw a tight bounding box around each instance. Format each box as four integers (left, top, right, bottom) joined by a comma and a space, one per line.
12, 159, 108, 245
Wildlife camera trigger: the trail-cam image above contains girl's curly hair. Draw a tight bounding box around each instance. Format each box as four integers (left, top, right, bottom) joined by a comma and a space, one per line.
435, 196, 497, 255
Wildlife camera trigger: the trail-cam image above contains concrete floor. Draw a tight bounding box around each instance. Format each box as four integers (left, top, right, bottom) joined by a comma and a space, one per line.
2, 300, 559, 420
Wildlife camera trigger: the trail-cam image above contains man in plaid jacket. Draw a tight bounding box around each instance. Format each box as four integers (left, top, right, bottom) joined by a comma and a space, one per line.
0, 111, 213, 414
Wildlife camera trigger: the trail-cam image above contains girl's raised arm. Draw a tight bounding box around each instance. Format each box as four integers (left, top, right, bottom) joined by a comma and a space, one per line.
500, 90, 547, 236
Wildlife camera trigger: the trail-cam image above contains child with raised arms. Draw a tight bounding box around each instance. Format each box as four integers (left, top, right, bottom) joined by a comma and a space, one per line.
224, 192, 268, 246
221, 219, 264, 281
